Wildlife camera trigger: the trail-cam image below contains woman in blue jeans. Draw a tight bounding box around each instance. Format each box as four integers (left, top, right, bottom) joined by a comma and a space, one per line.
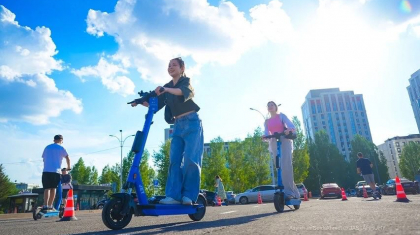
132, 57, 203, 205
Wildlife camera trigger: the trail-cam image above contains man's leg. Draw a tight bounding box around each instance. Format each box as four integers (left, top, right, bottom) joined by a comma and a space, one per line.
43, 189, 50, 207
48, 189, 56, 208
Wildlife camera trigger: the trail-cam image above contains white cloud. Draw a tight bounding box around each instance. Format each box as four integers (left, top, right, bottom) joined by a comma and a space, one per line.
83, 0, 294, 84
0, 5, 82, 124
71, 57, 135, 96
0, 6, 63, 80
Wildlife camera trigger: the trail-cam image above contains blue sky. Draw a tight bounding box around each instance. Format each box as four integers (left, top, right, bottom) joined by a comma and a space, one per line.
1, 0, 420, 185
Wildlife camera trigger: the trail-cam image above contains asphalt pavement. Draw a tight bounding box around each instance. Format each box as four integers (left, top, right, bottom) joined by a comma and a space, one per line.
1, 194, 419, 235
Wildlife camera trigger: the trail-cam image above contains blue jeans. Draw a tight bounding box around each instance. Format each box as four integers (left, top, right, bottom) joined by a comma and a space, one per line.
165, 112, 204, 202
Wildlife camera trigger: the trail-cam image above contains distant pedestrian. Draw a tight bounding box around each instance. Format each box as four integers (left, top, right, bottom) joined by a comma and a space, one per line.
356, 152, 379, 197
61, 168, 73, 207
215, 175, 228, 206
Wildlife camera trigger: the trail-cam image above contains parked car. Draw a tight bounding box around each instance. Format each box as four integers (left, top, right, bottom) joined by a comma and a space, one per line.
96, 199, 110, 209
226, 191, 236, 204
235, 185, 276, 204
320, 183, 341, 199
296, 183, 307, 198
355, 181, 379, 197
200, 189, 217, 206
382, 178, 419, 195
349, 189, 357, 197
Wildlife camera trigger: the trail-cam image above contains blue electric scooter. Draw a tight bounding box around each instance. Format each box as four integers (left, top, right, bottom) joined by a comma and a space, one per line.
101, 89, 206, 230
264, 132, 301, 212
32, 175, 65, 220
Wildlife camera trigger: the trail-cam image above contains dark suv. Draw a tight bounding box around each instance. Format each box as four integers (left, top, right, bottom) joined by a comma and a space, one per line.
382, 178, 419, 195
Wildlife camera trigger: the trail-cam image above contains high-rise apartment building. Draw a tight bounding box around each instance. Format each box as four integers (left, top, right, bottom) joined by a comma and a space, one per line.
407, 69, 420, 133
377, 134, 420, 179
301, 88, 373, 160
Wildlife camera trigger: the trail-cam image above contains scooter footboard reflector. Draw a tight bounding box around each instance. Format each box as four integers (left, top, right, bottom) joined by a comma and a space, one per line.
131, 131, 144, 153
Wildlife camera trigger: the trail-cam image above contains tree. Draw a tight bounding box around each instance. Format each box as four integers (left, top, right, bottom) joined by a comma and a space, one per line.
122, 151, 155, 197
241, 128, 271, 187
0, 164, 18, 213
304, 131, 348, 192
226, 139, 248, 193
399, 142, 420, 181
153, 140, 171, 195
201, 137, 229, 191
88, 166, 99, 185
291, 116, 310, 183
99, 165, 119, 192
71, 158, 89, 184
349, 135, 389, 186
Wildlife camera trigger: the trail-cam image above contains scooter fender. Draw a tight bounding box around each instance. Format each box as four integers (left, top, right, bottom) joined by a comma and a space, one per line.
110, 193, 138, 216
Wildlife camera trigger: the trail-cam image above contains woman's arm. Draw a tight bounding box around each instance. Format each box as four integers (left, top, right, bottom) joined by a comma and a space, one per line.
281, 114, 296, 132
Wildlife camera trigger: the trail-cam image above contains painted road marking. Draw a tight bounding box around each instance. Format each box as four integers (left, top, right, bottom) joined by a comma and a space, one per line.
220, 211, 237, 214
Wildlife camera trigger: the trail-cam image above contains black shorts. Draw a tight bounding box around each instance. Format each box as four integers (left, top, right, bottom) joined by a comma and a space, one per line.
42, 172, 60, 189
62, 189, 69, 199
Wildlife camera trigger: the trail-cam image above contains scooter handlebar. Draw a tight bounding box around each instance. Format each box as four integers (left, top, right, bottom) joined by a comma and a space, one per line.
127, 87, 165, 104
263, 132, 285, 140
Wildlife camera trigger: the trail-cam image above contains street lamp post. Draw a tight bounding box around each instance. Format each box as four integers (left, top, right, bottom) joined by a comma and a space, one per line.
110, 130, 135, 192
250, 107, 276, 185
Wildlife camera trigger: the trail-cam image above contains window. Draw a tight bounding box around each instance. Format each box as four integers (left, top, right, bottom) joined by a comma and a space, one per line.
402, 142, 406, 146
260, 186, 274, 191
316, 100, 322, 113
323, 126, 327, 129
331, 94, 338, 111
362, 119, 366, 123
345, 94, 352, 110
321, 114, 325, 119
324, 95, 331, 112
393, 161, 396, 166
338, 94, 345, 111
314, 122, 318, 127
397, 148, 401, 153
355, 112, 359, 117
396, 142, 400, 147
252, 187, 261, 192
356, 96, 363, 110
311, 100, 316, 114
389, 144, 391, 148
322, 121, 326, 125
313, 115, 316, 120
398, 154, 401, 157
356, 119, 360, 123
361, 112, 365, 117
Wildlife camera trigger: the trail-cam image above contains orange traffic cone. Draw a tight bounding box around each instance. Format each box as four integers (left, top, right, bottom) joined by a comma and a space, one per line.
58, 189, 78, 221
341, 188, 348, 201
303, 188, 308, 201
257, 192, 263, 204
362, 185, 368, 198
395, 176, 409, 202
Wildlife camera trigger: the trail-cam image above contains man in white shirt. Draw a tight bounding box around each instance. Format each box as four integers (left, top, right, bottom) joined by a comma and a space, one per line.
42, 135, 71, 211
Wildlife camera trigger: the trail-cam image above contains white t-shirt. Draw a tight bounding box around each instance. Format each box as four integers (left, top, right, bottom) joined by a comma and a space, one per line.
42, 143, 68, 173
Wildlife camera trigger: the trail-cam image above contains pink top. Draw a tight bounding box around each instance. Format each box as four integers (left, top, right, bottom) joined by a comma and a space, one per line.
267, 115, 284, 134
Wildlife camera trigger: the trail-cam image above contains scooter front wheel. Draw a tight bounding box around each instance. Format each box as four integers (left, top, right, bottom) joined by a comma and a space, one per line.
32, 206, 42, 220
189, 195, 206, 221
273, 193, 285, 213
102, 198, 133, 230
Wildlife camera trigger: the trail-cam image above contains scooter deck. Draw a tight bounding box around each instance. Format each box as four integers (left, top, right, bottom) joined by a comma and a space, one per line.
35, 207, 60, 218
137, 204, 205, 216
285, 199, 301, 206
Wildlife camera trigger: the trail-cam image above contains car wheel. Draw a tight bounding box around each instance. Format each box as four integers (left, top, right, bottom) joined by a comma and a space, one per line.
239, 197, 248, 204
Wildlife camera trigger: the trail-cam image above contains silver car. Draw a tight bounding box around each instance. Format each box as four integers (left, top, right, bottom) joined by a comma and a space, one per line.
235, 185, 276, 204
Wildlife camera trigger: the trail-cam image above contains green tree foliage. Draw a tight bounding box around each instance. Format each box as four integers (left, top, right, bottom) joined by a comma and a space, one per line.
242, 128, 271, 187
202, 137, 230, 191
291, 116, 310, 183
71, 158, 89, 184
88, 166, 99, 185
304, 131, 348, 192
153, 140, 171, 195
399, 141, 420, 181
349, 135, 389, 185
0, 164, 18, 213
121, 151, 155, 197
99, 164, 119, 192
226, 139, 248, 193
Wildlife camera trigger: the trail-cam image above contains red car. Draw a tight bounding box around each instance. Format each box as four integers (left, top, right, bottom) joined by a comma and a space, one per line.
320, 183, 342, 199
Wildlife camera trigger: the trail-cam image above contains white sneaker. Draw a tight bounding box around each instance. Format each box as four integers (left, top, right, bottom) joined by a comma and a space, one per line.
159, 197, 180, 204
182, 196, 193, 205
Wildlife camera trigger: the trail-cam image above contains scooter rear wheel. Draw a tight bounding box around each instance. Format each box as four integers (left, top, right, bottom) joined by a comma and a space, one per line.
102, 198, 133, 230
274, 192, 285, 213
188, 195, 206, 221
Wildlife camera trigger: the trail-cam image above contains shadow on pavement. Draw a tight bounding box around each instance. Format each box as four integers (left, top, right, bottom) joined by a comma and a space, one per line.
75, 211, 286, 235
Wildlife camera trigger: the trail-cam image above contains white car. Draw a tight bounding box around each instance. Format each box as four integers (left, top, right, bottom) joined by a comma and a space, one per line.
235, 185, 276, 204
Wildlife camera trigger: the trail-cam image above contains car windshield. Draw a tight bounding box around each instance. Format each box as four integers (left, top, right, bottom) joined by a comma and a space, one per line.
296, 184, 304, 188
